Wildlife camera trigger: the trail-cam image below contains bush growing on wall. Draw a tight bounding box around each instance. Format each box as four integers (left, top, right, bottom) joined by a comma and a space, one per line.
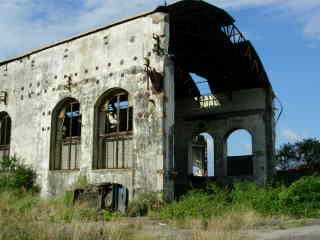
0, 156, 37, 191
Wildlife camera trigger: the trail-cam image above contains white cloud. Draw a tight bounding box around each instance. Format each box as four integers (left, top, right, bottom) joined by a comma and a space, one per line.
0, 0, 319, 61
304, 14, 320, 40
211, 0, 280, 9
282, 128, 302, 142
0, 0, 164, 61
209, 0, 320, 40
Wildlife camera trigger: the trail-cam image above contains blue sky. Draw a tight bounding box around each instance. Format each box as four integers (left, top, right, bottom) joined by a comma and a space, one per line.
226, 1, 320, 151
0, 0, 319, 154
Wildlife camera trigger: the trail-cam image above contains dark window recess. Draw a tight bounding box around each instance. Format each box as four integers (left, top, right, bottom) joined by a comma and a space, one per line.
227, 155, 253, 176
0, 112, 11, 159
95, 91, 133, 169
226, 129, 253, 176
51, 99, 81, 170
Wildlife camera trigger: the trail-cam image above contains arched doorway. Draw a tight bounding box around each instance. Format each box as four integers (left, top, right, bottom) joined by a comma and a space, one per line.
226, 129, 253, 176
190, 132, 214, 177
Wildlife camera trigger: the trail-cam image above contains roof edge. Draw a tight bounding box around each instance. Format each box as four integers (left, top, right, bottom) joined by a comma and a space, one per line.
0, 8, 164, 66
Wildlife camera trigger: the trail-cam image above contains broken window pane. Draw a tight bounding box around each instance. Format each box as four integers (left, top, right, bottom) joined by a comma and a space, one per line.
104, 94, 133, 134
105, 96, 118, 134
51, 99, 81, 170
96, 90, 133, 169
60, 101, 81, 139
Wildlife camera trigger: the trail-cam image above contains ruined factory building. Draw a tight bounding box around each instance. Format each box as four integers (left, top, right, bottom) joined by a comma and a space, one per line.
0, 0, 275, 202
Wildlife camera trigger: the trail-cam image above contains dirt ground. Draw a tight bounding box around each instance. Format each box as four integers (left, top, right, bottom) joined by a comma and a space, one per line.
252, 220, 320, 240
128, 218, 320, 240
101, 218, 320, 240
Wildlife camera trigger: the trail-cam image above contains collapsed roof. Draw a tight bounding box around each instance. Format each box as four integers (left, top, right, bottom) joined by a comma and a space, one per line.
0, 0, 271, 96
158, 0, 271, 95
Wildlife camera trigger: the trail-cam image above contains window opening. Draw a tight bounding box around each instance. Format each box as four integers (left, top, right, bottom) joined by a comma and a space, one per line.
190, 133, 214, 177
51, 99, 81, 170
227, 129, 253, 176
0, 112, 11, 159
95, 91, 133, 169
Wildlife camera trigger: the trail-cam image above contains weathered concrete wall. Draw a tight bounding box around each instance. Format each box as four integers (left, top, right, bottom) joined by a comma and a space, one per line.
0, 6, 276, 200
0, 12, 170, 198
174, 88, 275, 188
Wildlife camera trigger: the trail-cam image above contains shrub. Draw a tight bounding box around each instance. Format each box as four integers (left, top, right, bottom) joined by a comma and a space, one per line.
231, 181, 283, 215
0, 156, 17, 172
12, 164, 37, 190
127, 192, 164, 217
62, 191, 74, 206
102, 209, 123, 221
159, 185, 229, 220
279, 176, 320, 217
0, 156, 37, 191
159, 190, 212, 219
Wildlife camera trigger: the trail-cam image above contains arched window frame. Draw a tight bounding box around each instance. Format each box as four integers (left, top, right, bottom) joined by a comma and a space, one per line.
93, 89, 133, 169
0, 112, 11, 159
225, 128, 254, 176
50, 98, 81, 171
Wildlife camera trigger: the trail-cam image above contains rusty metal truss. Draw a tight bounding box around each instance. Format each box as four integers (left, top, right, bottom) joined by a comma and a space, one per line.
221, 24, 266, 82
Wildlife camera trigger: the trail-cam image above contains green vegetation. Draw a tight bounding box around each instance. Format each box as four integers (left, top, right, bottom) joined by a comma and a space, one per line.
0, 156, 37, 191
279, 176, 320, 217
277, 138, 320, 170
158, 177, 320, 220
1, 156, 320, 239
127, 192, 164, 217
158, 186, 229, 220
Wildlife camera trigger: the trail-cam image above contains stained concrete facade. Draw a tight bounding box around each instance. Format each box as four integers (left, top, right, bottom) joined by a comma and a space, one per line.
0, 1, 276, 200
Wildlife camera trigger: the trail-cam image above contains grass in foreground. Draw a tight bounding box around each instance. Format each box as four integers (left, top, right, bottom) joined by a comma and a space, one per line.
2, 180, 316, 240
1, 156, 319, 240
0, 190, 275, 240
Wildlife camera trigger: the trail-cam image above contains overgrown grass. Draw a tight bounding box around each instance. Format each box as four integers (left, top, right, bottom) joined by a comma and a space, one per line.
1, 156, 320, 239
157, 176, 320, 221
127, 192, 164, 217
0, 190, 147, 240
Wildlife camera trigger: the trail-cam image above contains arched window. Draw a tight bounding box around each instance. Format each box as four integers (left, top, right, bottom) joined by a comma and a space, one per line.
94, 89, 133, 169
0, 112, 11, 159
50, 98, 81, 170
190, 133, 214, 177
226, 129, 253, 176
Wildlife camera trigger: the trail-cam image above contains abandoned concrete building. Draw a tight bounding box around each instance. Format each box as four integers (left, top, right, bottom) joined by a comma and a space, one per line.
0, 0, 276, 203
